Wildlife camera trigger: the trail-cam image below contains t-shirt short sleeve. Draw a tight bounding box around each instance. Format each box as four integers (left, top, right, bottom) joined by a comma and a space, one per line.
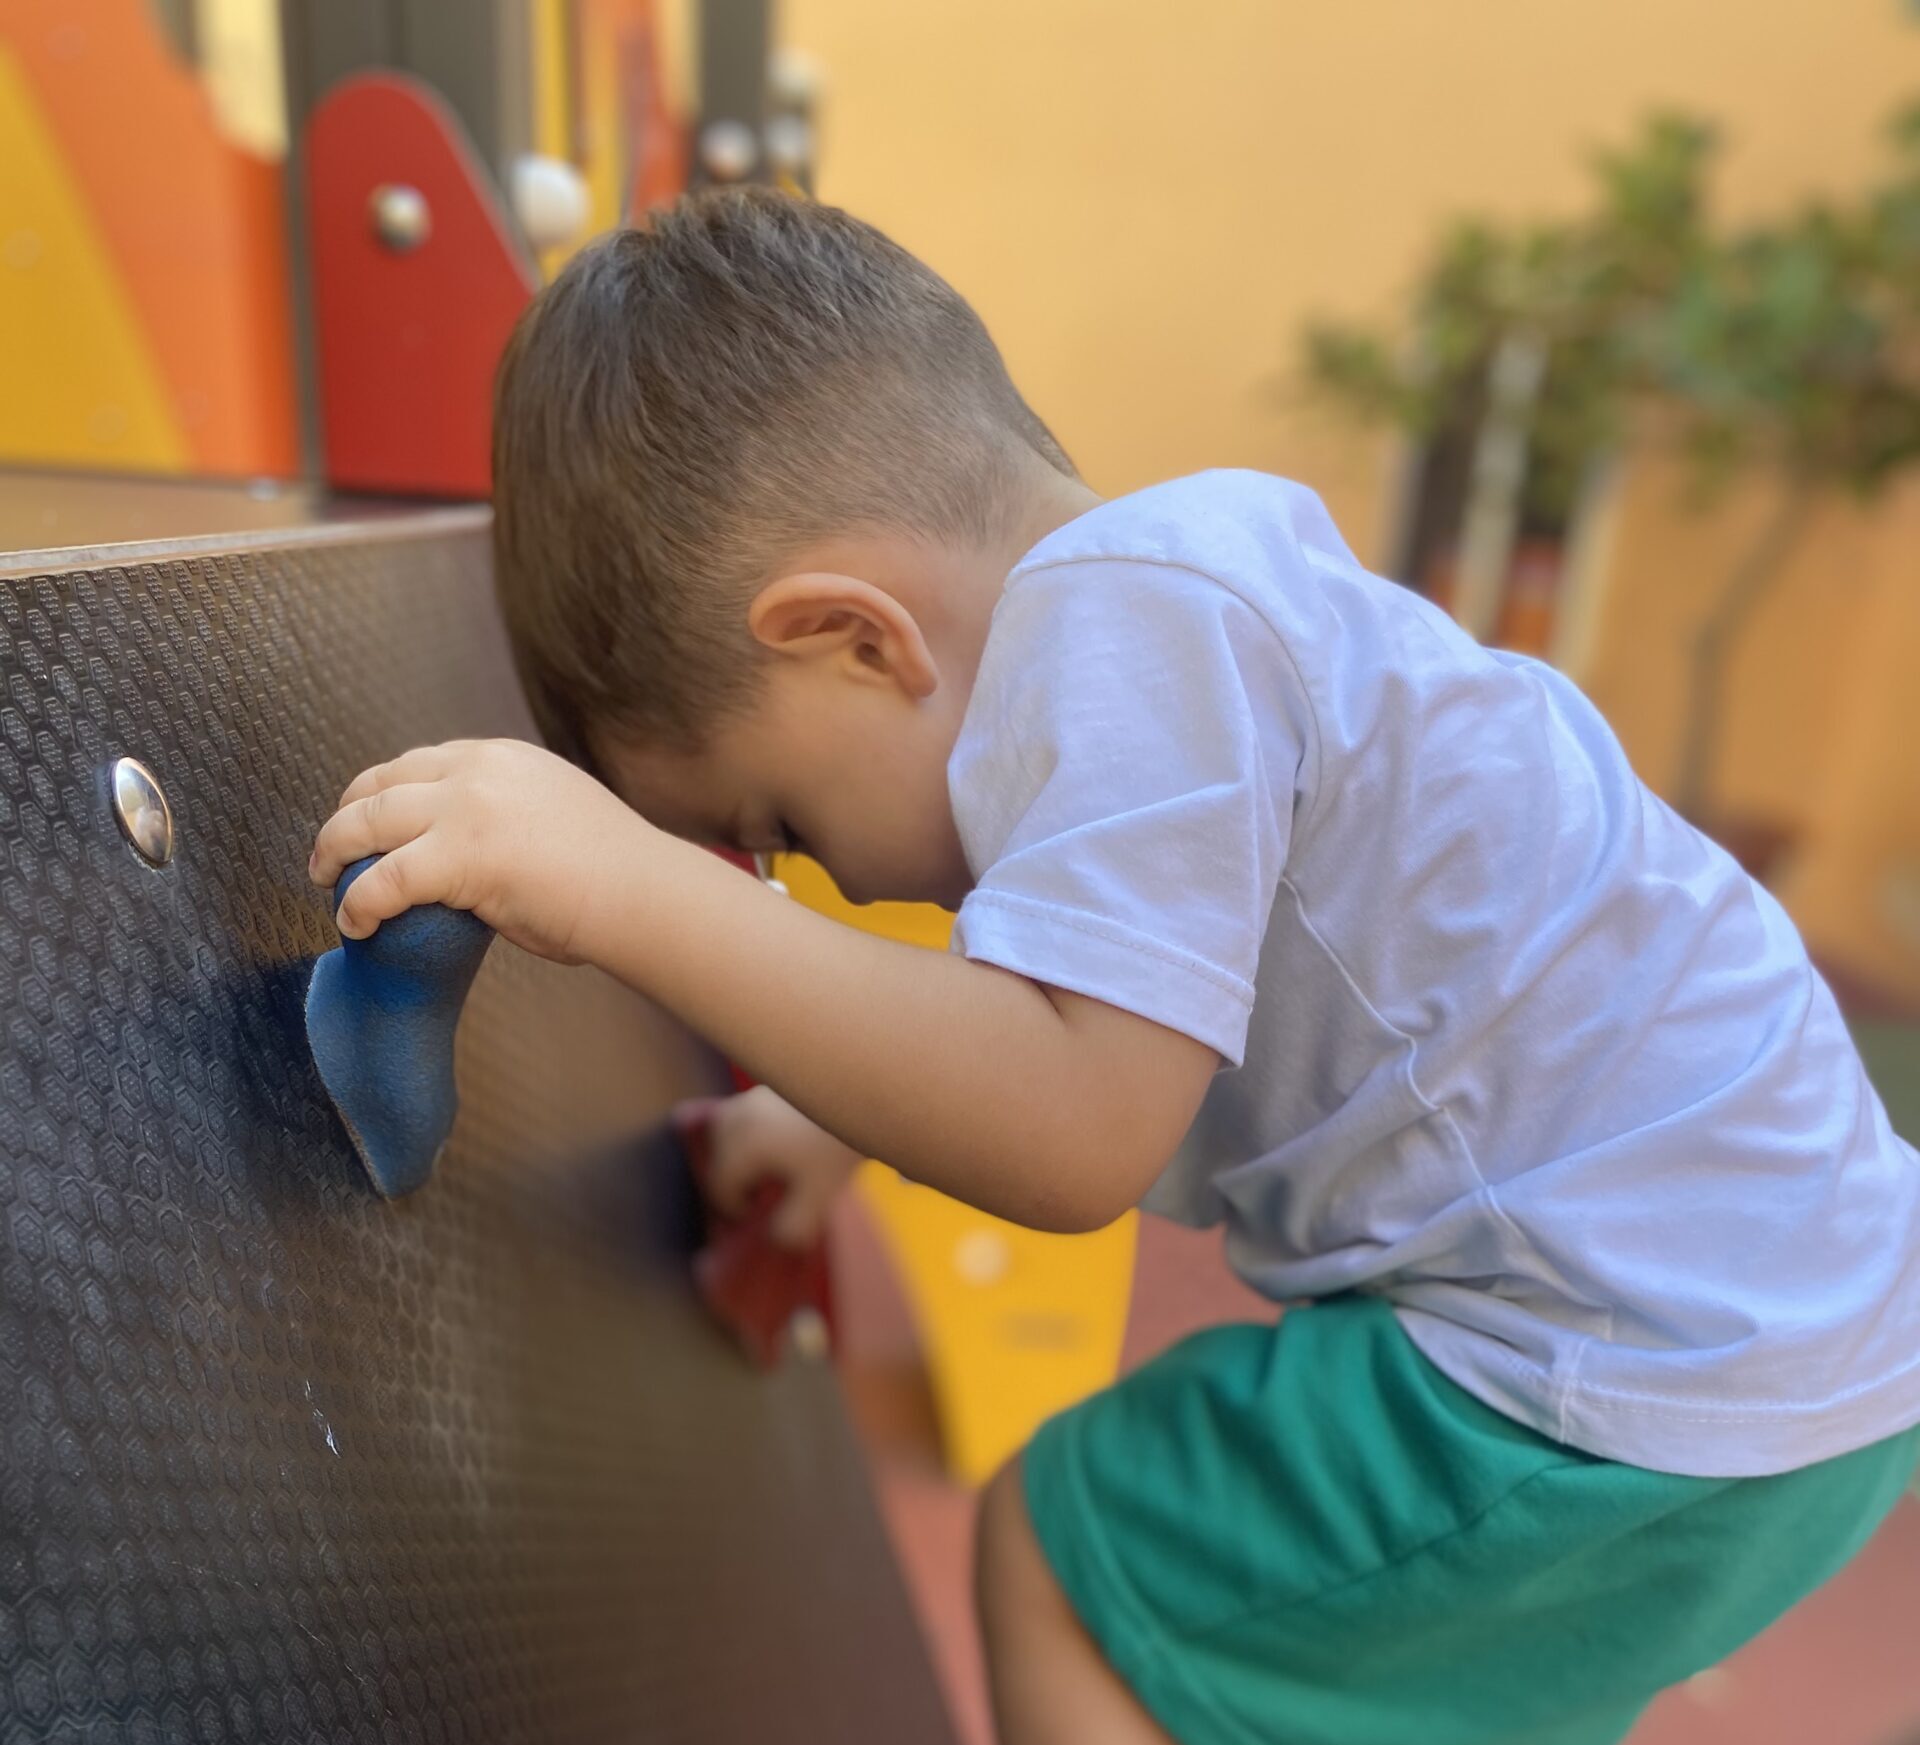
948, 558, 1313, 1066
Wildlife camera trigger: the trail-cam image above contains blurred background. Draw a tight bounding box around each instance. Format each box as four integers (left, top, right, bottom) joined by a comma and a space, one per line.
798, 0, 1920, 1014
3, 4, 1917, 1742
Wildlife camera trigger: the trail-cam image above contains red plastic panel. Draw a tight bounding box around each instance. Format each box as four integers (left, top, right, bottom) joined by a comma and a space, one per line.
306, 74, 536, 497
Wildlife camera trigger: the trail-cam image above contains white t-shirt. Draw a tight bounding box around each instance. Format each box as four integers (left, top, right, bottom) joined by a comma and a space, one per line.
949, 469, 1920, 1478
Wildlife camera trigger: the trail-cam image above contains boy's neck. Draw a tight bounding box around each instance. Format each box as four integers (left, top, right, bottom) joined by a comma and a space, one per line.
1004, 470, 1104, 572
762, 469, 1102, 694
942, 468, 1103, 680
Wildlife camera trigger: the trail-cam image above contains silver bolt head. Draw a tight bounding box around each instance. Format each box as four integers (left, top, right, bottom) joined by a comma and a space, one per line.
111, 756, 174, 866
369, 183, 432, 251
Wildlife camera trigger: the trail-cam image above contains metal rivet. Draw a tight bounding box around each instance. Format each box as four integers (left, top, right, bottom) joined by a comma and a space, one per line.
369, 183, 432, 251
111, 756, 174, 867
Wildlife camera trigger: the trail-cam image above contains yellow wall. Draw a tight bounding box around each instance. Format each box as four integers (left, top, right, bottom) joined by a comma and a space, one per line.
783, 0, 1920, 995
784, 0, 1916, 526
1767, 482, 1920, 988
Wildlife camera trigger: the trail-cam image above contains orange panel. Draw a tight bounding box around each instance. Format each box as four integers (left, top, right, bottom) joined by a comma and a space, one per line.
576, 0, 687, 233
1, 0, 297, 476
0, 44, 186, 471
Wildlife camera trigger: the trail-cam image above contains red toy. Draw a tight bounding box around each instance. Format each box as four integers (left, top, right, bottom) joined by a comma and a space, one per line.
676, 1100, 834, 1369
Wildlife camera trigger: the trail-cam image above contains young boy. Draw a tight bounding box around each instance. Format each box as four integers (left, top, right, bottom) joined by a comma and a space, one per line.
311, 188, 1920, 1745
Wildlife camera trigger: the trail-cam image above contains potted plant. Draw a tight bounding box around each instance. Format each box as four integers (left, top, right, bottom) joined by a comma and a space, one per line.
1640, 102, 1920, 856
1300, 104, 1920, 877
1300, 114, 1717, 652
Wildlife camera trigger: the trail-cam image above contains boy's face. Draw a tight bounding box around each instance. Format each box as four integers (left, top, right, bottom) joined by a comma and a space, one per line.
604, 650, 976, 911
601, 509, 1080, 912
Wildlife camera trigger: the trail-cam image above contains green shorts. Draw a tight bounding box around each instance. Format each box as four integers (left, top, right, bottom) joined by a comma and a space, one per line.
1026, 1294, 1920, 1745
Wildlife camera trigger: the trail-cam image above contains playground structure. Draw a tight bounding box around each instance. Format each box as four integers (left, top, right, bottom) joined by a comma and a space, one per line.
0, 0, 1131, 1491
0, 472, 957, 1740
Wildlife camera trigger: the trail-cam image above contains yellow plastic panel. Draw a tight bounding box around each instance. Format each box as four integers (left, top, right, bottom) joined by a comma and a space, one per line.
855, 1162, 1136, 1486
194, 0, 287, 158
528, 0, 576, 279
775, 854, 1137, 1485
531, 0, 572, 162
0, 47, 186, 472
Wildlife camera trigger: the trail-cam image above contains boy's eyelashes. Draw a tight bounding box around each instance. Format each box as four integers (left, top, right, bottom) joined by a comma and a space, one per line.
748, 824, 811, 889
739, 819, 807, 860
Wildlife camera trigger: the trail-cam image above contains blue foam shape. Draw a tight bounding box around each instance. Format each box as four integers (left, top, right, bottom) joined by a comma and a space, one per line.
306, 856, 495, 1197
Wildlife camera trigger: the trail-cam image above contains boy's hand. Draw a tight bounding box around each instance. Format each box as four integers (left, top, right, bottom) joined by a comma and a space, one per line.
691, 1086, 861, 1250
308, 744, 1213, 1234
309, 738, 644, 962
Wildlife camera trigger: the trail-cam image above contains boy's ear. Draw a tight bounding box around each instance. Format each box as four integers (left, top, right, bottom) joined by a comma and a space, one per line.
748, 572, 940, 700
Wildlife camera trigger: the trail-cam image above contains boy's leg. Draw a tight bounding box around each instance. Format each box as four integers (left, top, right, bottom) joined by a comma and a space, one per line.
972, 1300, 1920, 1745
976, 1458, 1175, 1745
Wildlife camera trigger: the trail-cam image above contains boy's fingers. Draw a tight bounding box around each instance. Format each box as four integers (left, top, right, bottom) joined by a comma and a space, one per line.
672, 1097, 723, 1137
334, 840, 450, 939
336, 743, 463, 810
769, 1179, 834, 1251
704, 1139, 776, 1216
310, 783, 438, 887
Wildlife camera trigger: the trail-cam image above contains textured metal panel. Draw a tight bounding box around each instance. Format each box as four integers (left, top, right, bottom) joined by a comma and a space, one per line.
0, 524, 956, 1742
0, 472, 458, 577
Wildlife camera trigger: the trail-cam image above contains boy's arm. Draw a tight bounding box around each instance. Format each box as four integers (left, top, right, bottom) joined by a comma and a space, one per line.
311, 741, 1215, 1234
601, 827, 1217, 1233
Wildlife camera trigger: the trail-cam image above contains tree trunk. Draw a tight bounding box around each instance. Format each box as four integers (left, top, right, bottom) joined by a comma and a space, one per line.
1673, 478, 1820, 825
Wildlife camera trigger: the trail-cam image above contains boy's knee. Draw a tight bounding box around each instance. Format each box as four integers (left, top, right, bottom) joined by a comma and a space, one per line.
976, 1454, 1064, 1648
975, 1457, 1030, 1626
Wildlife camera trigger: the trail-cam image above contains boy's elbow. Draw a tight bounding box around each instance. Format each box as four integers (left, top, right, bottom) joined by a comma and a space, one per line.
1009, 1135, 1165, 1236
1010, 1005, 1211, 1234
1020, 1192, 1129, 1238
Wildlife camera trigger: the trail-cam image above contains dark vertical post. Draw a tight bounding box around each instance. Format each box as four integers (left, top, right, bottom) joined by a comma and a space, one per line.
692, 0, 772, 187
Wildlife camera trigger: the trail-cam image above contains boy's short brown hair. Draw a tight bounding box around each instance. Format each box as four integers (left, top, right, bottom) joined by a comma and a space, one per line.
491, 187, 1074, 769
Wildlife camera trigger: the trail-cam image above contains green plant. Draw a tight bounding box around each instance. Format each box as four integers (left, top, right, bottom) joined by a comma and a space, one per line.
1301, 113, 1716, 535
1301, 104, 1920, 832
1643, 101, 1920, 818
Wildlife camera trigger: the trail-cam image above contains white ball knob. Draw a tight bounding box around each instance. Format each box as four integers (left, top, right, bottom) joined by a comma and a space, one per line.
511, 154, 591, 251
771, 48, 823, 108
699, 119, 758, 183
766, 115, 812, 177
